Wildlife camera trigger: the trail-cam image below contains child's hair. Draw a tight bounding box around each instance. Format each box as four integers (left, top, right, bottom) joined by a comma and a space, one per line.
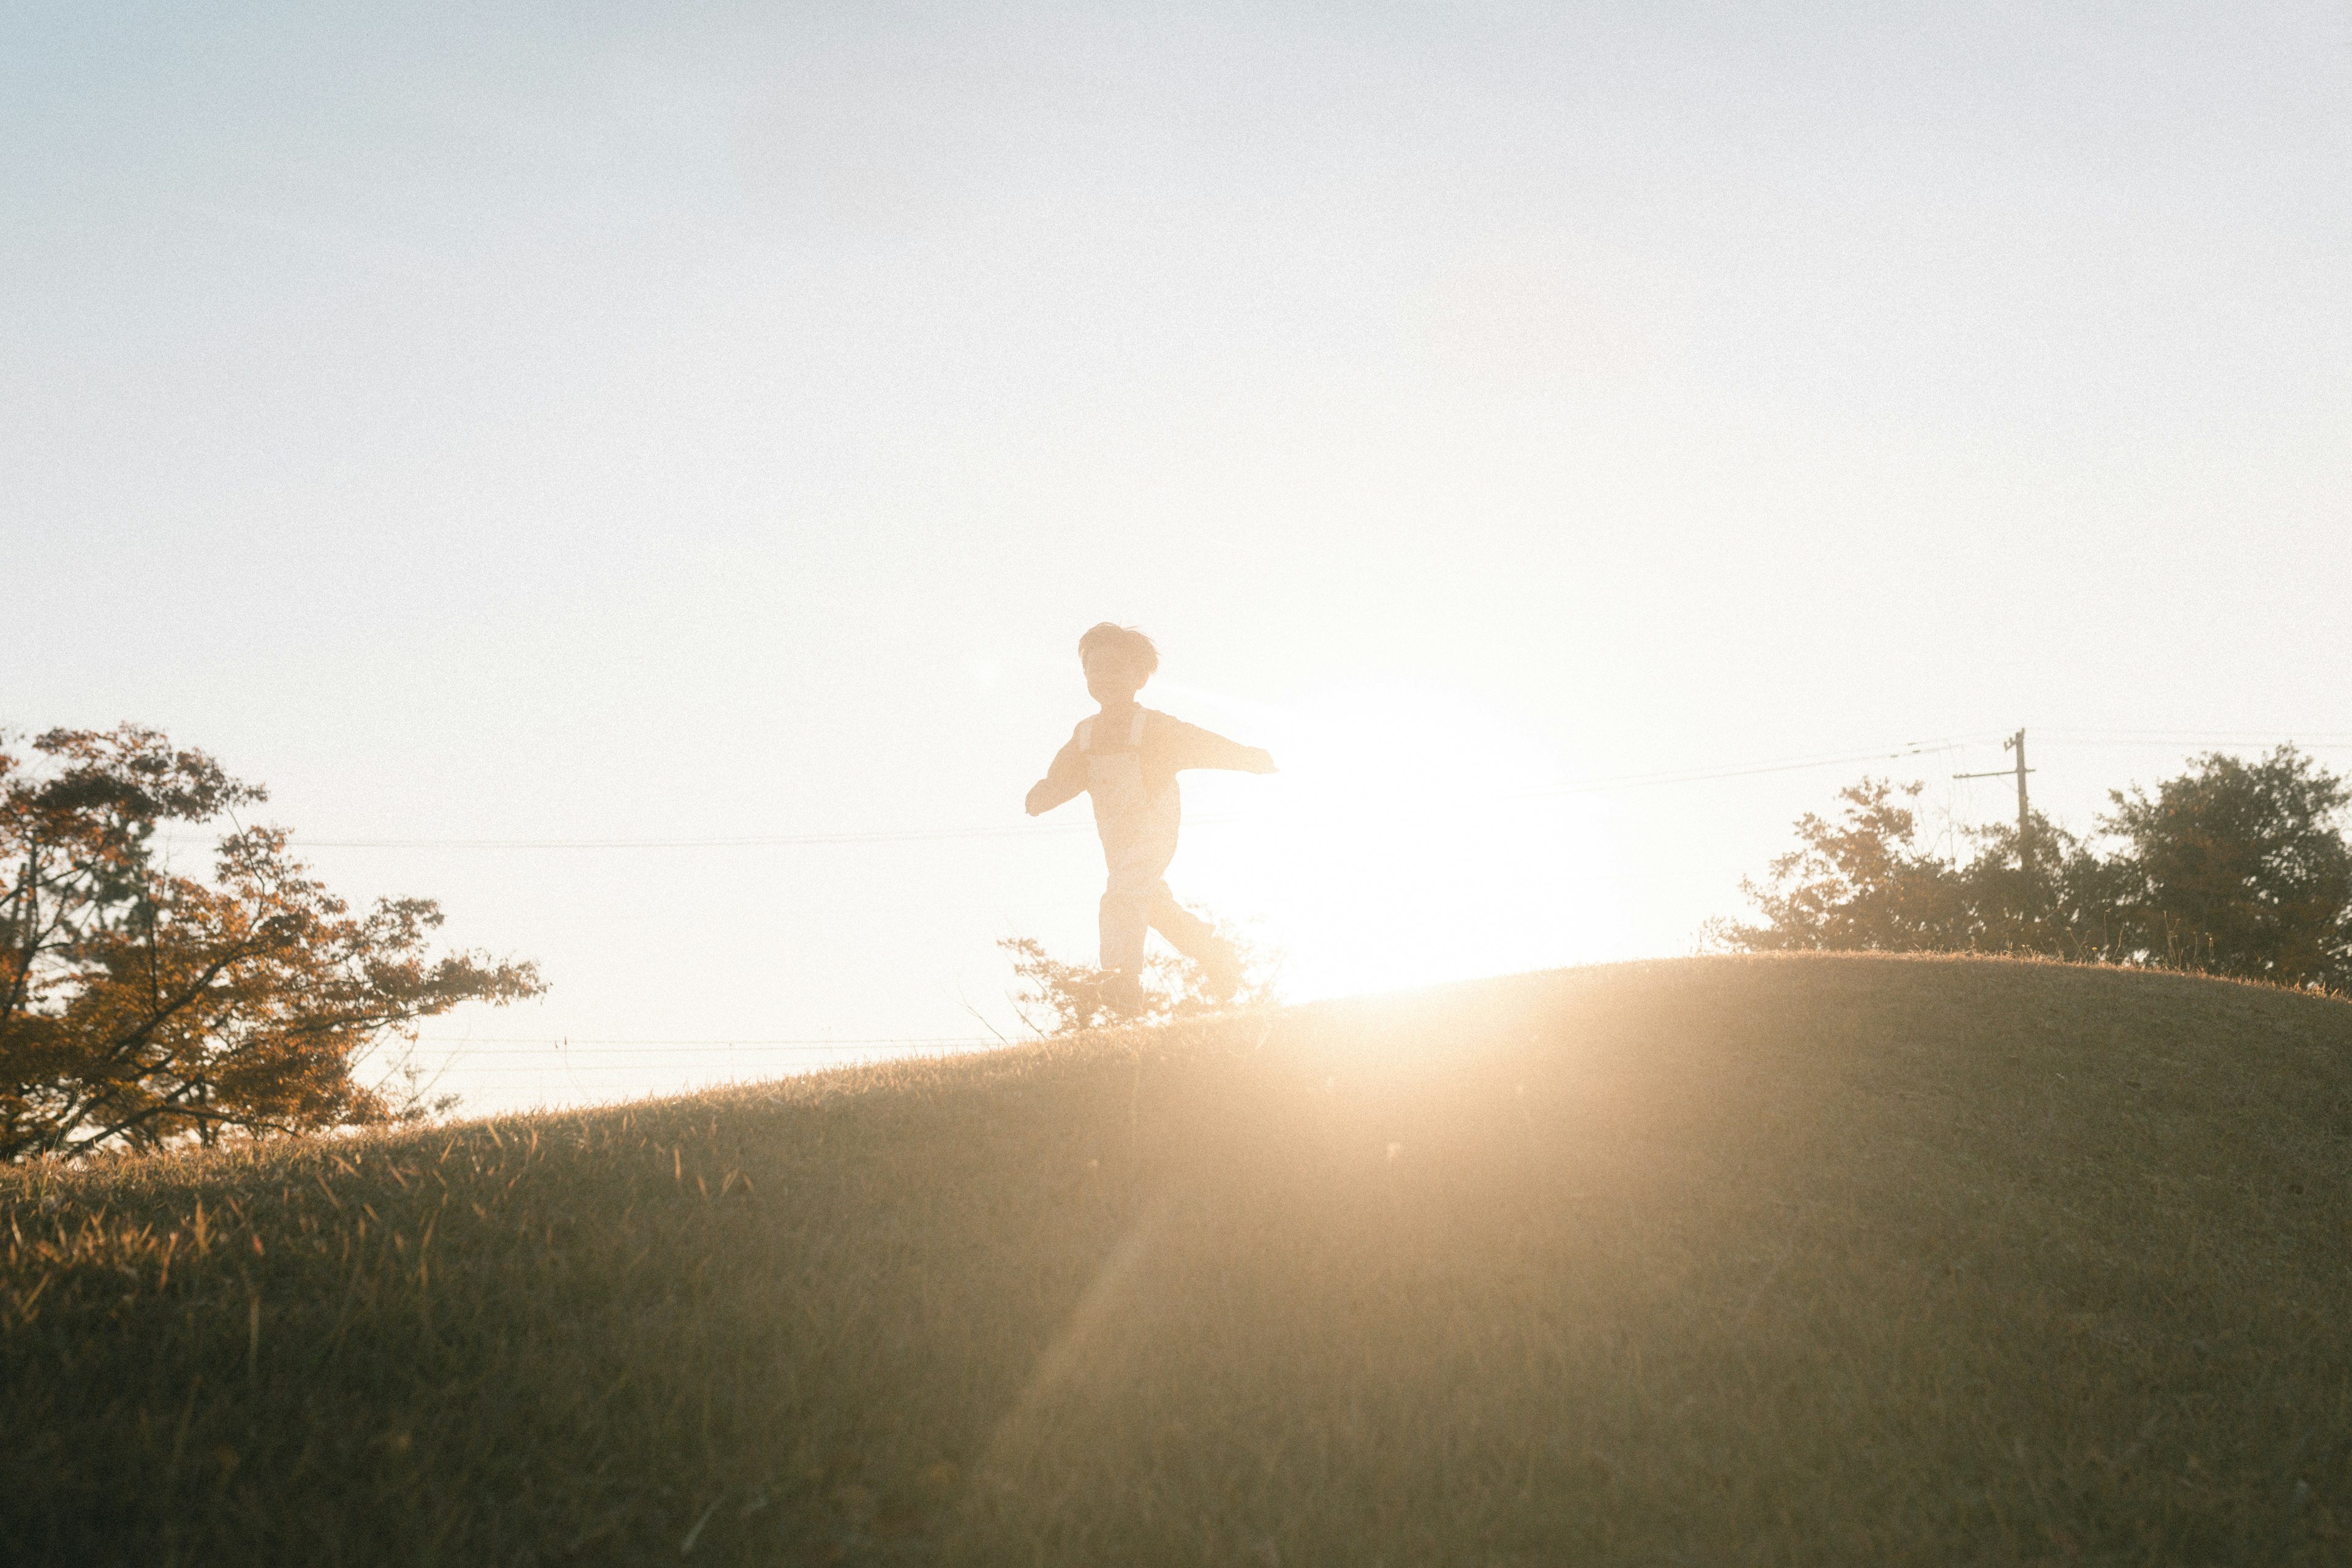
1078, 622, 1159, 678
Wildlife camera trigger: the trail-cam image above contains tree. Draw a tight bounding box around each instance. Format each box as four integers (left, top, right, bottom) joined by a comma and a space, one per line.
2100, 746, 2352, 989
1716, 746, 2352, 992
1937, 811, 2132, 965
1, 725, 543, 1161
1707, 779, 1973, 954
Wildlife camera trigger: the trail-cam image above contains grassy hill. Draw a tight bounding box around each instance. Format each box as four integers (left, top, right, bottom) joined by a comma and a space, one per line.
4, 953, 2350, 1566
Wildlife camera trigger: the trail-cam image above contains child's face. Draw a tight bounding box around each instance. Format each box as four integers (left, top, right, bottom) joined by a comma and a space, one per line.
1084, 649, 1146, 705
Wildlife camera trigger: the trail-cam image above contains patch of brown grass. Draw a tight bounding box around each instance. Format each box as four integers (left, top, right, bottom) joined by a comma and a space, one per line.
4, 954, 2350, 1564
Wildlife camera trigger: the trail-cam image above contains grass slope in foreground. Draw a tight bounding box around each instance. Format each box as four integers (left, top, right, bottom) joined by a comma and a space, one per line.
6, 953, 2351, 1566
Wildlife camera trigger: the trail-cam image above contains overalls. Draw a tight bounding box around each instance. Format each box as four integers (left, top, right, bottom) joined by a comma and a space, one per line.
1080, 710, 1218, 978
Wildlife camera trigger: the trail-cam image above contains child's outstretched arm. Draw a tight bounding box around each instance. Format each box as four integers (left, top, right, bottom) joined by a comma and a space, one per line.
1155, 716, 1277, 776
1024, 733, 1087, 816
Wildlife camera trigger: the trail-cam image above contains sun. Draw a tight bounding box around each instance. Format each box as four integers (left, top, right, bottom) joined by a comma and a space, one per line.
1164, 678, 1630, 1000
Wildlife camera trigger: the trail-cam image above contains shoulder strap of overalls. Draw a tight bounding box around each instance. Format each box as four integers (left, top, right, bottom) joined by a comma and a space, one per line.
1077, 718, 1095, 752
1128, 710, 1147, 747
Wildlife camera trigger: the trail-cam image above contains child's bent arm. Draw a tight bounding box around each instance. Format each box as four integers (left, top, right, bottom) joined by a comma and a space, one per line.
1025, 737, 1086, 815
1025, 777, 1082, 815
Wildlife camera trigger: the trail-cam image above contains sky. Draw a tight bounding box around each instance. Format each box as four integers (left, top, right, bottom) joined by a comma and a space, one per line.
6, 1, 2348, 1114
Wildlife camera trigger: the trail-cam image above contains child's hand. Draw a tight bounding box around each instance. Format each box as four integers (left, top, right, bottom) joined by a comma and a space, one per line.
1250, 748, 1278, 774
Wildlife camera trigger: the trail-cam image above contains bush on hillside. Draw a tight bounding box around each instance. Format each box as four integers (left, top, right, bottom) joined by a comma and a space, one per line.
1716, 745, 2352, 990
0, 725, 544, 1161
999, 919, 1280, 1035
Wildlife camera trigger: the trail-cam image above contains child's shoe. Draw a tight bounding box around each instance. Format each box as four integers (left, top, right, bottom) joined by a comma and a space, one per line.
1198, 942, 1244, 1003
1099, 971, 1147, 1016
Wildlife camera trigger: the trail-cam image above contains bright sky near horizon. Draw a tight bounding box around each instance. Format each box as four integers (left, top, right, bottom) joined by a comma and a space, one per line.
6, 2, 2348, 1114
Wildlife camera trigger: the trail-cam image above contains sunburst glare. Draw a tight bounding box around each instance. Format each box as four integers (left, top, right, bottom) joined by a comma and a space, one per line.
1162, 679, 1630, 1000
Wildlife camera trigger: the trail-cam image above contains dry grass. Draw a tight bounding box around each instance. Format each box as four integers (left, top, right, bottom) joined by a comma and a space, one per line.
4, 952, 2350, 1566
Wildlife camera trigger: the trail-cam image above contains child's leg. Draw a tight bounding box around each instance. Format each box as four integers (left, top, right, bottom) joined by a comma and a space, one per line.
1145, 886, 1219, 962
1148, 886, 1243, 998
1100, 816, 1182, 983
1098, 861, 1158, 979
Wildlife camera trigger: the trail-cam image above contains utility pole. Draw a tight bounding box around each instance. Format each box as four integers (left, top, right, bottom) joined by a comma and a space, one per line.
1956, 729, 2035, 867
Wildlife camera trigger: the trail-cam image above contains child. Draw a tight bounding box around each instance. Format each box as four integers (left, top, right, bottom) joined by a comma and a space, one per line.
1025, 623, 1276, 1014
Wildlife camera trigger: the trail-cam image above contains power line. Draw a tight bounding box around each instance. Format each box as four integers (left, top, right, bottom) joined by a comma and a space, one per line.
162, 732, 2352, 855
291, 821, 1101, 851
385, 1042, 1005, 1078
438, 1056, 979, 1063
241, 737, 1992, 852
138, 731, 2352, 856
418, 1034, 989, 1045
421, 1066, 971, 1076
2032, 733, 2352, 748
413, 1038, 994, 1053
2039, 728, 2352, 739
399, 1043, 1003, 1075
1500, 739, 1974, 800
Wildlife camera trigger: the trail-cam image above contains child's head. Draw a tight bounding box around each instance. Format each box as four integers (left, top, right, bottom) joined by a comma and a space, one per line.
1078, 622, 1158, 704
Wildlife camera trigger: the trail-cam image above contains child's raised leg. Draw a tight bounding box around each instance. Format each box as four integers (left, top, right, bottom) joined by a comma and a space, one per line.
1148, 888, 1242, 998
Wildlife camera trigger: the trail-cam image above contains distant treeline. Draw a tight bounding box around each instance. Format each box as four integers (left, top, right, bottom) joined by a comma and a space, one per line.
1715, 746, 2352, 993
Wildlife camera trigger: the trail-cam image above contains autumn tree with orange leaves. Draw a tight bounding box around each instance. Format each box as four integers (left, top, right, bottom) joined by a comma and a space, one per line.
1, 726, 542, 1161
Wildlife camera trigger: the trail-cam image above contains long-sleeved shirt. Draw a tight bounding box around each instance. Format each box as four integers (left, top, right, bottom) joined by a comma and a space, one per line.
1025, 707, 1275, 818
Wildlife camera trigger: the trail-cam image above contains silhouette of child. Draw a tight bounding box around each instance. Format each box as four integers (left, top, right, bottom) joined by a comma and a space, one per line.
1025, 623, 1276, 1014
